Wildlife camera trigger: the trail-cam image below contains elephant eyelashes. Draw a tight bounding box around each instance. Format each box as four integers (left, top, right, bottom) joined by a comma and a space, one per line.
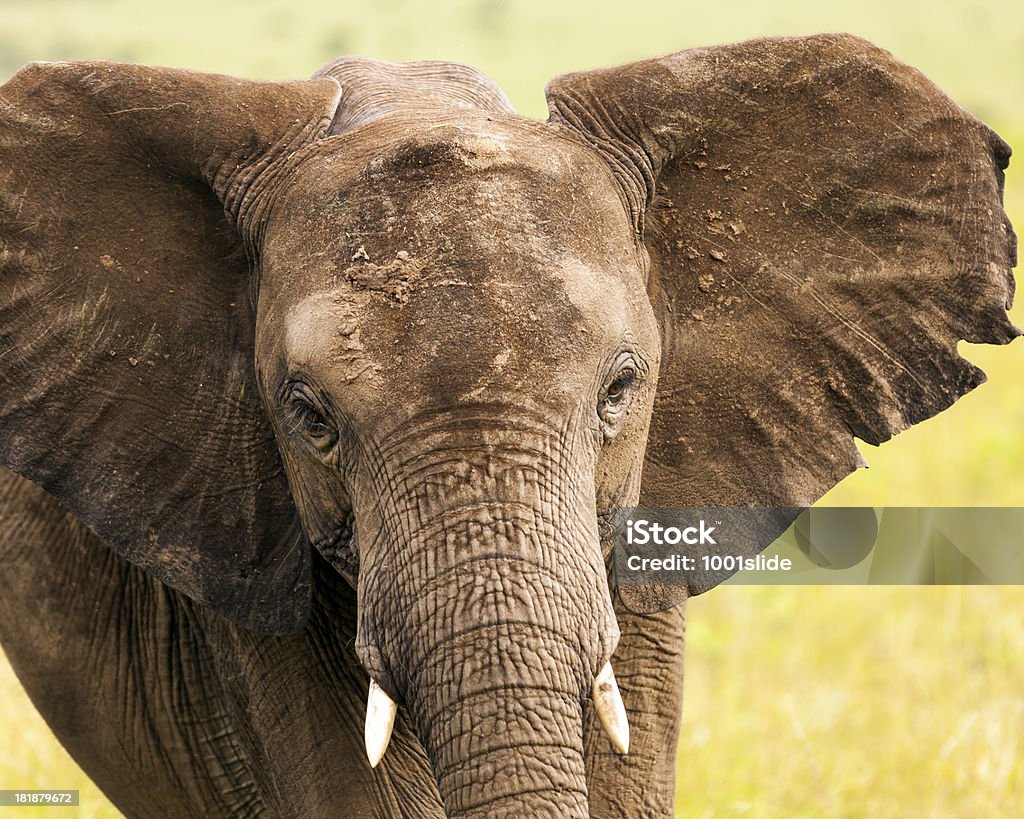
284, 385, 338, 451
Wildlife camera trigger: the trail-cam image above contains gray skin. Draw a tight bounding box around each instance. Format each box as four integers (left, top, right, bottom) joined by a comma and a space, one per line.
0, 35, 1017, 818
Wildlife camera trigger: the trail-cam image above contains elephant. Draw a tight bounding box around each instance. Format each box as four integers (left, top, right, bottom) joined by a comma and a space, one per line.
0, 32, 1016, 818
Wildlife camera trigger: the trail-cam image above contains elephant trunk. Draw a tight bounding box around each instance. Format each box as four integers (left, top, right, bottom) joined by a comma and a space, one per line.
354, 430, 619, 817
414, 615, 591, 817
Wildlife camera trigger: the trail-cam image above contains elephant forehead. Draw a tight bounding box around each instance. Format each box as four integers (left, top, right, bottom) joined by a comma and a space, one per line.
280, 254, 625, 401
271, 109, 640, 269
266, 111, 656, 410
283, 292, 368, 371
331, 108, 615, 191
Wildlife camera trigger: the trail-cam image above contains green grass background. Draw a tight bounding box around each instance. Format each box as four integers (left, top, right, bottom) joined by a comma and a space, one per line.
1, 1, 1021, 816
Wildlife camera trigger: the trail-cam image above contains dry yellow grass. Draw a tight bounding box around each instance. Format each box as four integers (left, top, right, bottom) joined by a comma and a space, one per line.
677, 586, 1024, 818
0, 664, 119, 818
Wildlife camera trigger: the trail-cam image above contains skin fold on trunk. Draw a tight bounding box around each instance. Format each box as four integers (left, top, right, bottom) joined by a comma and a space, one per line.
352, 422, 619, 817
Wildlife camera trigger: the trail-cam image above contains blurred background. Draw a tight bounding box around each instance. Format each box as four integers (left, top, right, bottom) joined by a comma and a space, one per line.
1, 1, 1021, 816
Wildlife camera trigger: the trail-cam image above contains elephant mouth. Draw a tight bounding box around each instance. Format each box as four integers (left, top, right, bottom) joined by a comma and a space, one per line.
312, 515, 359, 581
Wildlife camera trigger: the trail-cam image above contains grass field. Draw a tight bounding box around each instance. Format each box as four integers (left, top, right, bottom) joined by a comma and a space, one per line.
1, 1, 1022, 816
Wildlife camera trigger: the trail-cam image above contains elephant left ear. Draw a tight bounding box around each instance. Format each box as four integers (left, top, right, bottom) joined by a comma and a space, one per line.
0, 62, 341, 633
547, 34, 1018, 605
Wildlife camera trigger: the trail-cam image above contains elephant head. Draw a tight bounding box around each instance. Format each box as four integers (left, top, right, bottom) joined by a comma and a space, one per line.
0, 35, 1016, 817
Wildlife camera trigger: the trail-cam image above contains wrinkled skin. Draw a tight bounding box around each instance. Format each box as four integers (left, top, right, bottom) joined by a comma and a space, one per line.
0, 36, 1017, 817
257, 112, 661, 814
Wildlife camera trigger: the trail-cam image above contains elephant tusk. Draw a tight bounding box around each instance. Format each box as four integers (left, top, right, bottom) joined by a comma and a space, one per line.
365, 678, 398, 768
593, 661, 630, 755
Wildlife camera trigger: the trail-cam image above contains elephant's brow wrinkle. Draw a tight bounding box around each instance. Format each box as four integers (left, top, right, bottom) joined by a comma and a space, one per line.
374, 407, 561, 449
387, 450, 558, 484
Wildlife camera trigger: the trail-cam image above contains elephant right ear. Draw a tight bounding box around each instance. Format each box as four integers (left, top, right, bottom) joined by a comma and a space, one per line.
548, 35, 1019, 607
0, 62, 341, 633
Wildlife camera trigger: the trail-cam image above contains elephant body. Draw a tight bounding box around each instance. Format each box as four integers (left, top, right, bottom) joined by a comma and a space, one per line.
0, 467, 684, 817
0, 35, 1016, 817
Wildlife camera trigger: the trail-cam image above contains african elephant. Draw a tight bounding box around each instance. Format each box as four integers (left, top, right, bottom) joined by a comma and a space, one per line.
0, 33, 1016, 818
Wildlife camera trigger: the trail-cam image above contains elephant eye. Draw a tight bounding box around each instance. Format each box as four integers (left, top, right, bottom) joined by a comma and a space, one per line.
285, 385, 338, 451
598, 366, 637, 431
606, 372, 634, 403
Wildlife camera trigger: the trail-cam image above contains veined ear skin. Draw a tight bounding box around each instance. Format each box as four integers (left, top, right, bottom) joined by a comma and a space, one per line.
547, 34, 1018, 599
0, 61, 342, 634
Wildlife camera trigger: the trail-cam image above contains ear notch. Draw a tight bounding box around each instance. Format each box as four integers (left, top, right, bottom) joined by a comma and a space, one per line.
314, 56, 515, 134
548, 35, 1018, 605
0, 61, 341, 633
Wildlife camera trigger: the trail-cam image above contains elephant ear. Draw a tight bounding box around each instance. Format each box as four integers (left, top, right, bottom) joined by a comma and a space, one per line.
0, 61, 341, 633
547, 34, 1018, 607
